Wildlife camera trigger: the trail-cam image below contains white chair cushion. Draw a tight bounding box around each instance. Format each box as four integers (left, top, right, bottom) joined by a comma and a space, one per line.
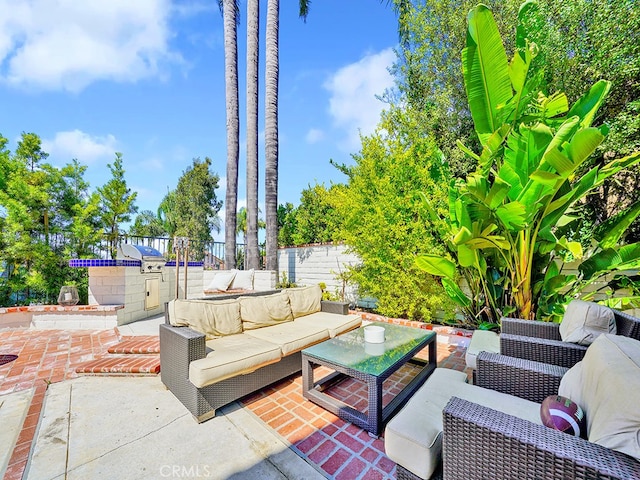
559, 334, 640, 460
230, 269, 254, 290
465, 330, 500, 369
205, 270, 237, 292
385, 368, 541, 479
559, 300, 616, 345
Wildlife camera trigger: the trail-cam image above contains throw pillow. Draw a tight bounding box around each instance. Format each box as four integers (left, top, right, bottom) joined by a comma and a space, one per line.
168, 299, 242, 340
205, 270, 237, 292
559, 300, 616, 345
231, 269, 254, 290
240, 292, 293, 329
540, 395, 586, 438
558, 334, 640, 461
287, 285, 322, 318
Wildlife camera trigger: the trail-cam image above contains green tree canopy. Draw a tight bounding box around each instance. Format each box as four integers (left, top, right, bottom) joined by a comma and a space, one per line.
97, 152, 138, 259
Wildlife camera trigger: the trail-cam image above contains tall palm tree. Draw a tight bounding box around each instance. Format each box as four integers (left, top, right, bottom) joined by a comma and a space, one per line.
222, 0, 240, 270
264, 0, 310, 271
245, 0, 260, 270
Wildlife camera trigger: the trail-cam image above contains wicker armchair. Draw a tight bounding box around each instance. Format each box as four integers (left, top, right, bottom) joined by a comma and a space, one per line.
440, 351, 640, 480
500, 308, 640, 368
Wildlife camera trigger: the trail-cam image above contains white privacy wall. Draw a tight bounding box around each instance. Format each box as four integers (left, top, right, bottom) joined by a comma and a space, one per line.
277, 244, 361, 303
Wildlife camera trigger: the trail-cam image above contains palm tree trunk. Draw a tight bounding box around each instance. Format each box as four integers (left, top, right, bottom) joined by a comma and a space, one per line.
223, 0, 239, 270
265, 0, 279, 271
246, 0, 260, 271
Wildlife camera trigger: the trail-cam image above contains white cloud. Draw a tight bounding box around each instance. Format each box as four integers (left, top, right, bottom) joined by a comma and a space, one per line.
0, 0, 180, 92
42, 129, 117, 163
324, 48, 395, 151
305, 128, 325, 144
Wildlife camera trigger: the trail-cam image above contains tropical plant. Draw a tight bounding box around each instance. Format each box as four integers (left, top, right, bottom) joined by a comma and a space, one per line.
416, 2, 640, 322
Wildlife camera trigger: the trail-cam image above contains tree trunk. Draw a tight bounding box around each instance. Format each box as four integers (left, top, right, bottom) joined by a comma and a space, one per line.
223, 0, 239, 270
246, 0, 260, 271
265, 0, 279, 272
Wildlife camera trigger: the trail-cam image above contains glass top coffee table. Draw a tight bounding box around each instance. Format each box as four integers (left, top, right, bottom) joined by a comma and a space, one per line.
301, 322, 436, 436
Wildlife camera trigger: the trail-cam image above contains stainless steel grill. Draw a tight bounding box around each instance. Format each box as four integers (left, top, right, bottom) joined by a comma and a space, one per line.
117, 244, 166, 274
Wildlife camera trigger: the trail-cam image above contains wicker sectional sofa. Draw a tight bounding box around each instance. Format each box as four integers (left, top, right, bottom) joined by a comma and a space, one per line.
159, 285, 362, 422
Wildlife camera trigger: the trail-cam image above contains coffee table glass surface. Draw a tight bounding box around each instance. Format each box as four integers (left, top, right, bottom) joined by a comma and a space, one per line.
302, 322, 437, 436
303, 322, 433, 375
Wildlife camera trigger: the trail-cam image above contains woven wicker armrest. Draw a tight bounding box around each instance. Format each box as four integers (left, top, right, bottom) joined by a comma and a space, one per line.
500, 333, 587, 368
501, 317, 562, 340
320, 300, 349, 315
442, 397, 640, 480
475, 352, 567, 403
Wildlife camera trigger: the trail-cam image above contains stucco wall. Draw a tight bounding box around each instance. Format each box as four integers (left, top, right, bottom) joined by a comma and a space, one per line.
277, 244, 361, 303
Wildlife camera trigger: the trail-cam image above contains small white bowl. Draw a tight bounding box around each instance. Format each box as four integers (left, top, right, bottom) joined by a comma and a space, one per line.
364, 325, 385, 344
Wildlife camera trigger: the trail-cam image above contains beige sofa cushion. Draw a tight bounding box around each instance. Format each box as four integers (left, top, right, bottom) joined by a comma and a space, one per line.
244, 321, 330, 356
559, 300, 616, 345
465, 330, 500, 369
240, 292, 293, 330
189, 334, 282, 388
385, 368, 541, 480
559, 334, 640, 460
286, 285, 322, 318
293, 311, 362, 337
168, 299, 242, 340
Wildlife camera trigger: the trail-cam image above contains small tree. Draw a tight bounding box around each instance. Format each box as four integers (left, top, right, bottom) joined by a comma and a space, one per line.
97, 152, 138, 259
416, 3, 640, 322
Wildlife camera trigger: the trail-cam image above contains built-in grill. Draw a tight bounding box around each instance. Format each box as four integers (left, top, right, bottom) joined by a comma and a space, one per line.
117, 244, 166, 274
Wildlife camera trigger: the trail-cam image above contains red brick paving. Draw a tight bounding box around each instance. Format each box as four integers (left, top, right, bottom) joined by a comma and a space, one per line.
241, 327, 471, 479
0, 321, 471, 480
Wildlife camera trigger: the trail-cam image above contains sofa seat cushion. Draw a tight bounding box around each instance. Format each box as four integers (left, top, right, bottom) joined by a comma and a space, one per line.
240, 292, 294, 330
294, 311, 362, 338
286, 285, 322, 318
167, 299, 242, 340
559, 334, 640, 460
465, 330, 500, 370
244, 321, 330, 356
189, 334, 282, 388
384, 368, 541, 480
559, 300, 616, 346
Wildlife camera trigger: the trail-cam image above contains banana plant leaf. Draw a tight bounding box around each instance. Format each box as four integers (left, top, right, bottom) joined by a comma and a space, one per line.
596, 202, 640, 250
462, 5, 513, 142
567, 80, 611, 129
415, 254, 456, 280
579, 243, 640, 281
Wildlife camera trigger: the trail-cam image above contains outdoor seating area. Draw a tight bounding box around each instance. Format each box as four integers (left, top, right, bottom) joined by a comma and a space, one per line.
3, 297, 640, 479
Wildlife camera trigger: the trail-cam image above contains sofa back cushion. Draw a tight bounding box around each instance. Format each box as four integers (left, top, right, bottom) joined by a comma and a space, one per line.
558, 334, 640, 460
240, 292, 293, 330
559, 300, 616, 345
286, 285, 322, 318
168, 299, 242, 340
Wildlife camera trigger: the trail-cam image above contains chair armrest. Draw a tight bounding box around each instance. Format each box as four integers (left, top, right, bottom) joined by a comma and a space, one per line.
501, 317, 562, 340
475, 352, 567, 403
321, 300, 349, 315
442, 397, 640, 480
159, 323, 207, 367
500, 333, 587, 368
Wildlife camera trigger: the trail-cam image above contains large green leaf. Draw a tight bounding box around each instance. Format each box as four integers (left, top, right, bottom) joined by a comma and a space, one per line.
442, 277, 472, 307
462, 4, 513, 141
564, 128, 605, 167
567, 80, 611, 129
415, 254, 456, 280
579, 243, 640, 281
597, 202, 640, 249
495, 201, 527, 230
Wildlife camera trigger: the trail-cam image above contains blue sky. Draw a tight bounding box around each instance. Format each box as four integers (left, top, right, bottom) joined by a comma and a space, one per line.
0, 0, 399, 241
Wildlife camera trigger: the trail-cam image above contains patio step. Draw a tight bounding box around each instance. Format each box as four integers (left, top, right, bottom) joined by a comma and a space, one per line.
107, 336, 160, 354
76, 335, 161, 375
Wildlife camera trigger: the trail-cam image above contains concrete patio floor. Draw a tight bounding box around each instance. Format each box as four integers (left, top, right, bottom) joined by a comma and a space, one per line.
0, 314, 471, 480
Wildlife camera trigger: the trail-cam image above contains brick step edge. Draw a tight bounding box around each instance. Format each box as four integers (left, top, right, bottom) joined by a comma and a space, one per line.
107, 336, 160, 355
75, 355, 160, 375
